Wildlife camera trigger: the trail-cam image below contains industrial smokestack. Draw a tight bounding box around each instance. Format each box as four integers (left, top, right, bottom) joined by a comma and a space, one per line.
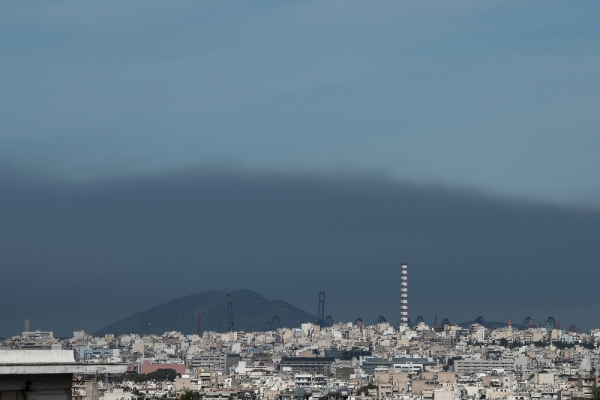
24, 319, 29, 333
401, 263, 408, 327
507, 317, 512, 327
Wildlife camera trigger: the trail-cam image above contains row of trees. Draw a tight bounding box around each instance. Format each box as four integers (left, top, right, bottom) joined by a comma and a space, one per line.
114, 368, 179, 383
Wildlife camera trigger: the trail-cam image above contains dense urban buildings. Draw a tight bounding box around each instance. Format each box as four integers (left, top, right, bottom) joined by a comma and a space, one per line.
2, 320, 600, 400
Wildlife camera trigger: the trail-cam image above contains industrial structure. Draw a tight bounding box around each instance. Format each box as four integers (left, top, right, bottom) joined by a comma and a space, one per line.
519, 316, 535, 330
262, 320, 273, 332
225, 293, 235, 333
400, 263, 408, 327
195, 313, 202, 335
317, 292, 326, 327
439, 318, 450, 329
271, 315, 281, 330
543, 316, 559, 330
261, 315, 285, 332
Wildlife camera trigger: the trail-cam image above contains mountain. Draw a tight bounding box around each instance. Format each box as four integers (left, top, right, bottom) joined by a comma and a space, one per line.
94, 289, 317, 336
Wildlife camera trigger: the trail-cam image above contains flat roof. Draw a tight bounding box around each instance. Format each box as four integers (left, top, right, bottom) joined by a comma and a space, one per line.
0, 364, 128, 375
0, 350, 127, 375
0, 350, 76, 364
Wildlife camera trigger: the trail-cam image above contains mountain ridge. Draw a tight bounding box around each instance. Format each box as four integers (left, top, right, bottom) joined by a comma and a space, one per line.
94, 289, 317, 336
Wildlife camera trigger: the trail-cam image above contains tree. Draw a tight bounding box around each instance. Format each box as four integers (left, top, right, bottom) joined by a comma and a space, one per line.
115, 368, 179, 383
356, 383, 377, 395
179, 391, 201, 400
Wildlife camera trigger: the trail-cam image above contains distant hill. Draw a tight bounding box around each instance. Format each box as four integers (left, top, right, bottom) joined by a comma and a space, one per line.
95, 289, 317, 336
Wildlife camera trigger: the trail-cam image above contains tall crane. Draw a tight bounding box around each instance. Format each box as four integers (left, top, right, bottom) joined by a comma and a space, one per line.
271, 315, 281, 330
317, 292, 325, 327
542, 317, 558, 330
518, 316, 534, 330
195, 313, 202, 335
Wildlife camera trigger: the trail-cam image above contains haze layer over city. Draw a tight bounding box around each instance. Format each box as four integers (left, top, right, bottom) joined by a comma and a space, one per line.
1, 1, 600, 338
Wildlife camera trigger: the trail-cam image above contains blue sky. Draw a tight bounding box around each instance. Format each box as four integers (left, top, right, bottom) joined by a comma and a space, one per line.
2, 1, 599, 205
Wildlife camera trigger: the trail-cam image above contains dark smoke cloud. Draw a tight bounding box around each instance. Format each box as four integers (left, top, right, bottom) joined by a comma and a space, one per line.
0, 166, 599, 337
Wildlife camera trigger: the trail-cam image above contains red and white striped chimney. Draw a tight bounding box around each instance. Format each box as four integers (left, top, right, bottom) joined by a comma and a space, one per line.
401, 263, 408, 327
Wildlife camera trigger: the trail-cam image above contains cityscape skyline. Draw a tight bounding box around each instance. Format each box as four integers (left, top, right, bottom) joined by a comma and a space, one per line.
3, 306, 597, 400
1, 3, 599, 400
